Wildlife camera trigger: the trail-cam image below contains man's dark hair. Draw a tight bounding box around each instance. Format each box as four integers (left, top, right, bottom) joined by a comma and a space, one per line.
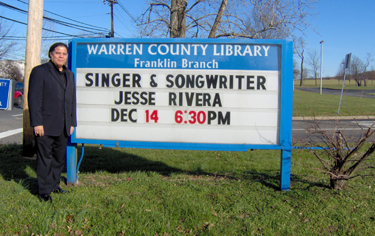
48, 42, 68, 58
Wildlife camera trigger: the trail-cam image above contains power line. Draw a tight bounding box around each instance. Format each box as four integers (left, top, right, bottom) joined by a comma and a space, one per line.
0, 1, 108, 33
3, 36, 75, 40
113, 13, 127, 37
16, 0, 109, 32
0, 1, 109, 34
3, 35, 104, 40
117, 0, 138, 23
43, 15, 108, 34
0, 15, 105, 38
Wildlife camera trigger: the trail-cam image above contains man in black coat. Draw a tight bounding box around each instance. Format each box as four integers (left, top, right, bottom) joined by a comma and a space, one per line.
28, 42, 77, 203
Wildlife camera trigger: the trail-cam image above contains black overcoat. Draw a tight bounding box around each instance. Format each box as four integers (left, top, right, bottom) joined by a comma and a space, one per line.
28, 61, 77, 136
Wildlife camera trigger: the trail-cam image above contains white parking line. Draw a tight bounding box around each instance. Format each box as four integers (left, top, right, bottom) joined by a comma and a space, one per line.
0, 128, 23, 139
352, 121, 375, 128
293, 127, 370, 131
12, 114, 23, 117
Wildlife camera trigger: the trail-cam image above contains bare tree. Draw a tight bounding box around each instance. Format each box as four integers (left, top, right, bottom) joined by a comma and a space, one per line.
293, 59, 300, 81
295, 38, 306, 86
208, 0, 228, 38
0, 19, 17, 60
362, 53, 373, 86
0, 60, 23, 82
4, 61, 23, 82
170, 0, 188, 37
350, 55, 366, 87
363, 53, 372, 73
307, 50, 319, 86
306, 122, 375, 190
368, 68, 375, 85
342, 54, 373, 86
336, 60, 345, 77
138, 0, 319, 39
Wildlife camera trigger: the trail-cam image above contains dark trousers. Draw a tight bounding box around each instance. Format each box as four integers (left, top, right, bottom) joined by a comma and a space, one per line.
35, 131, 68, 195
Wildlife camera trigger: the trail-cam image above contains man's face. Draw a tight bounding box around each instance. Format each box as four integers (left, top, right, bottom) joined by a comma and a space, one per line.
50, 46, 68, 69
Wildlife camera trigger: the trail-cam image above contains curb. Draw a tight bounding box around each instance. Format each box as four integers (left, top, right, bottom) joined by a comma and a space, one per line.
293, 116, 375, 121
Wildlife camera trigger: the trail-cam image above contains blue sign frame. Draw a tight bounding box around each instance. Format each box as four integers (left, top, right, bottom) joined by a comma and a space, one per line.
67, 38, 293, 190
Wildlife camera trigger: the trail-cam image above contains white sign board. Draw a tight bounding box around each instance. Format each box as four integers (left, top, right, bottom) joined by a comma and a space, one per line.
71, 39, 284, 146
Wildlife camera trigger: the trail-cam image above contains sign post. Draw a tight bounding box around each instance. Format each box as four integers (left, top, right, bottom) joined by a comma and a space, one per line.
338, 53, 352, 114
67, 38, 293, 190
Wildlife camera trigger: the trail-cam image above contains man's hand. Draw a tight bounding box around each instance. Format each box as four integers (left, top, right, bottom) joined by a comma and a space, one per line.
70, 126, 75, 135
34, 126, 44, 137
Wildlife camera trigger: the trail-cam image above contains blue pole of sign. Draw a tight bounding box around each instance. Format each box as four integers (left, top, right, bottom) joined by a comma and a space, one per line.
279, 41, 294, 191
66, 136, 77, 185
280, 148, 292, 190
66, 40, 78, 185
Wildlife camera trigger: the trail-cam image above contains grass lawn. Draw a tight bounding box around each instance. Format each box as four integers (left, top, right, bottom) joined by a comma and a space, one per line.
1, 144, 375, 235
293, 89, 375, 117
293, 79, 375, 117
1, 80, 375, 235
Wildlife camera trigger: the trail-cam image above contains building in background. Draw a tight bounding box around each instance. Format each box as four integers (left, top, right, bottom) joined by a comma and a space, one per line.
0, 60, 25, 82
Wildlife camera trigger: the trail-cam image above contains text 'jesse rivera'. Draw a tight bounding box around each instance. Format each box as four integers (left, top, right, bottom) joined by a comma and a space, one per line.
87, 44, 271, 57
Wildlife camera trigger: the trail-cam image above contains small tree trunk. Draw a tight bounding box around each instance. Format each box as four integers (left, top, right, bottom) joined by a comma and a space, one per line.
170, 0, 187, 38
330, 178, 347, 190
208, 0, 228, 38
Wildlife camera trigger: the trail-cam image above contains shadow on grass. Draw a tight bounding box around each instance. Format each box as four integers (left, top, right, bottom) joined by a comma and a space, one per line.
0, 144, 184, 195
0, 144, 329, 193
0, 143, 38, 195
78, 146, 183, 175
201, 171, 330, 191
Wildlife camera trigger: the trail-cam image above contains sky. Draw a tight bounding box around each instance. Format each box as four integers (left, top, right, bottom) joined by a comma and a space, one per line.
1, 0, 374, 77
301, 0, 375, 77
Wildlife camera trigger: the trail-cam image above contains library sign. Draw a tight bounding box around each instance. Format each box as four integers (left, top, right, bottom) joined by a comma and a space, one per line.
67, 38, 293, 190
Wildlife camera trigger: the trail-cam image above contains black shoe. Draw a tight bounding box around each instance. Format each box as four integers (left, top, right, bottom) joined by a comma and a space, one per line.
52, 187, 70, 194
39, 194, 52, 203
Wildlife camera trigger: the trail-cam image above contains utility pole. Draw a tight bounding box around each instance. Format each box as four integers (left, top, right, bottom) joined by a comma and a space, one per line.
104, 0, 117, 37
23, 0, 44, 157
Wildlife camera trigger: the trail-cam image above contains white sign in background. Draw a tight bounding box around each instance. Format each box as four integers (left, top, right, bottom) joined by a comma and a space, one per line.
75, 68, 280, 144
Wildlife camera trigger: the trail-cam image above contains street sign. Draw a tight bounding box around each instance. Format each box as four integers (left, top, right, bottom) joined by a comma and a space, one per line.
344, 53, 352, 70
338, 53, 352, 114
0, 78, 13, 110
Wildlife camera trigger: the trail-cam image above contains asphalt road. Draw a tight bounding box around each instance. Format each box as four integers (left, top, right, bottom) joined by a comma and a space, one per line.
292, 119, 375, 144
0, 106, 23, 144
296, 87, 375, 99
